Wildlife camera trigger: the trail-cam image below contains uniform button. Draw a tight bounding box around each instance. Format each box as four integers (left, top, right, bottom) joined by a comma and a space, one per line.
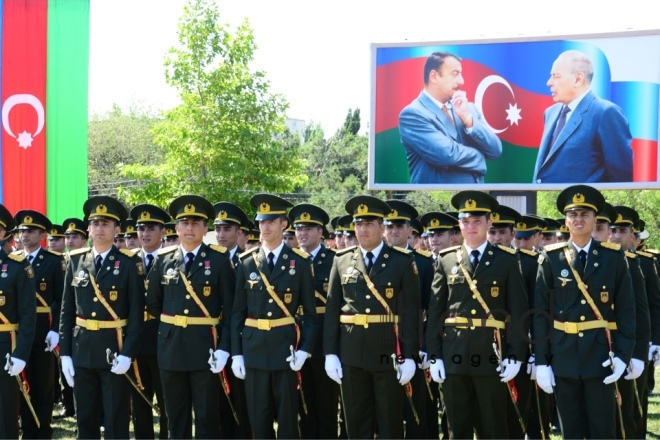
578, 332, 584, 337
184, 309, 189, 314
93, 297, 98, 302
537, 179, 542, 183
186, 295, 191, 299
611, 304, 614, 310
365, 295, 371, 299
267, 312, 272, 317
91, 312, 96, 317
580, 316, 585, 321
581, 300, 586, 305
472, 295, 476, 299
471, 309, 477, 315
365, 308, 371, 313
268, 299, 273, 303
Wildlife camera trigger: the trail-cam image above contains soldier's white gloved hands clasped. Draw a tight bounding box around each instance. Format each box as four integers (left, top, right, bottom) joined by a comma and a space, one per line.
536, 365, 555, 394
60, 355, 75, 387
602, 356, 626, 384
209, 350, 230, 373
397, 359, 416, 385
231, 355, 246, 380
286, 350, 309, 372
4, 356, 26, 376
498, 358, 522, 382
44, 331, 59, 352
325, 354, 343, 385
110, 354, 131, 375
429, 359, 446, 383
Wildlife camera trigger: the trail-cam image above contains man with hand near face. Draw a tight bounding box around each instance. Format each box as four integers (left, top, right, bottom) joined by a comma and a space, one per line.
399, 51, 502, 184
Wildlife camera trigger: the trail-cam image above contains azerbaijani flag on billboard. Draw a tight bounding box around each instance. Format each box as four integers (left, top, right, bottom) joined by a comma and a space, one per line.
372, 32, 660, 189
0, 0, 89, 224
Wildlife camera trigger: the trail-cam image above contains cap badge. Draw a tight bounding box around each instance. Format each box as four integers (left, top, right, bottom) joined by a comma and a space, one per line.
300, 212, 311, 221
517, 222, 526, 229
260, 202, 271, 213
24, 215, 33, 224
491, 213, 500, 222
572, 193, 585, 203
465, 199, 477, 210
430, 218, 440, 227
51, 229, 57, 235
357, 204, 368, 215
184, 204, 196, 214
615, 214, 623, 223
387, 209, 398, 218
68, 222, 76, 231
126, 226, 135, 233
95, 204, 108, 215
140, 211, 151, 220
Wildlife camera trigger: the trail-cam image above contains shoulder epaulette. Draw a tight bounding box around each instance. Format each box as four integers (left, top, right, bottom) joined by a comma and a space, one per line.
336, 246, 358, 255
600, 241, 621, 251
625, 251, 637, 259
119, 248, 137, 257
518, 248, 537, 257
69, 247, 91, 256
131, 247, 141, 253
7, 252, 25, 262
291, 247, 310, 259
238, 247, 259, 259
158, 245, 178, 256
329, 248, 338, 253
544, 242, 568, 252
45, 249, 63, 257
636, 250, 653, 258
10, 250, 24, 257
439, 245, 460, 255
644, 248, 660, 255
392, 245, 412, 255
209, 244, 227, 254
415, 249, 433, 258
497, 244, 517, 255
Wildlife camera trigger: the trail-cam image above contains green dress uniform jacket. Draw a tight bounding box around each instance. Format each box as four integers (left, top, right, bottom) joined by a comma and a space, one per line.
146, 244, 234, 371
625, 252, 651, 361
232, 245, 319, 370
426, 242, 528, 375
534, 240, 635, 378
324, 244, 421, 370
59, 246, 145, 368
307, 244, 334, 359
636, 250, 660, 344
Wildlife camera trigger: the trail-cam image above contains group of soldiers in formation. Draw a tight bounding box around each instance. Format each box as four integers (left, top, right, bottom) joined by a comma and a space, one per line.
0, 184, 658, 439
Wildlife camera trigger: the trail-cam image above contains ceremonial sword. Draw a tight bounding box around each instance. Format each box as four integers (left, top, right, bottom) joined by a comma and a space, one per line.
106, 349, 161, 415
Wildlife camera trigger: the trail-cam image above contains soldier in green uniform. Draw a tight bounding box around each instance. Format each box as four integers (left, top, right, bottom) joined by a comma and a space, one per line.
231, 194, 319, 439
427, 191, 528, 439
48, 224, 66, 253
419, 211, 458, 261
0, 204, 36, 439
162, 222, 180, 247
59, 196, 145, 439
534, 185, 636, 439
129, 203, 171, 439
145, 195, 235, 439
124, 219, 139, 250
384, 199, 434, 439
14, 210, 66, 438
63, 217, 89, 251
486, 205, 519, 248
289, 203, 339, 439
324, 195, 420, 439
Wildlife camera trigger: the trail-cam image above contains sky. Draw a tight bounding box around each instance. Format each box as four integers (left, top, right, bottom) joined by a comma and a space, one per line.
88, 0, 658, 136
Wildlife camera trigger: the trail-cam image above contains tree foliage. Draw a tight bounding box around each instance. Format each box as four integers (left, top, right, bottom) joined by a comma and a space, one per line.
118, 0, 306, 208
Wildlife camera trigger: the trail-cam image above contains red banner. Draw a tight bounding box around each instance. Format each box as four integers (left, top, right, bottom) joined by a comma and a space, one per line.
1, 0, 48, 212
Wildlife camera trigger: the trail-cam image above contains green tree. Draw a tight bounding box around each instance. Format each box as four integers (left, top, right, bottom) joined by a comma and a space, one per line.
118, 0, 306, 208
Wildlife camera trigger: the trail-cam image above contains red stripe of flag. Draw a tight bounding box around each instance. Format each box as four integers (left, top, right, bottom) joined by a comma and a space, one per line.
1, 0, 48, 213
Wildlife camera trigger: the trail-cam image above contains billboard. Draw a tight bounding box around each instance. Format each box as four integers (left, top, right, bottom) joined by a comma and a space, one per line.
370, 30, 660, 190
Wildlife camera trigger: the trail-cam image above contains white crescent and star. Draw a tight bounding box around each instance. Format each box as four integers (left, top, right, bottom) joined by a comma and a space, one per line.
2, 94, 45, 149
474, 75, 522, 134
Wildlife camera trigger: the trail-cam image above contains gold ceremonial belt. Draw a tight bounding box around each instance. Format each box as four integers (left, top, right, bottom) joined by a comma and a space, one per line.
245, 316, 296, 331
444, 317, 506, 330
144, 311, 156, 322
244, 317, 295, 331
297, 306, 326, 315
0, 323, 18, 332
160, 314, 219, 328
36, 307, 51, 314
76, 317, 127, 331
553, 319, 617, 334
340, 314, 399, 328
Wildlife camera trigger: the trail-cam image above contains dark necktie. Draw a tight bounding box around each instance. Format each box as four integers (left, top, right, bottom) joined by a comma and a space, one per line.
442, 104, 456, 127
145, 254, 154, 273
578, 249, 587, 269
366, 251, 374, 272
28, 255, 34, 264
471, 249, 480, 270
267, 252, 275, 271
550, 105, 570, 146
95, 255, 103, 273
232, 253, 239, 270
184, 252, 195, 273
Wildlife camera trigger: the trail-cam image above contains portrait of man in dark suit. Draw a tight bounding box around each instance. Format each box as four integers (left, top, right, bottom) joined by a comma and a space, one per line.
533, 50, 633, 183
398, 51, 502, 184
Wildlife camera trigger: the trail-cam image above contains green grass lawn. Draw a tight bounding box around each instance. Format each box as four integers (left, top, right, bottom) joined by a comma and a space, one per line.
50, 367, 660, 438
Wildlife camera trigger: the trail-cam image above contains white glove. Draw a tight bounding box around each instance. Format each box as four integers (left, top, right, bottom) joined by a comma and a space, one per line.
44, 331, 60, 352
429, 359, 446, 383
418, 351, 431, 370
498, 358, 522, 382
209, 350, 230, 373
526, 355, 536, 380
397, 359, 416, 385
325, 354, 343, 384
286, 350, 309, 372
624, 358, 645, 381
649, 344, 660, 367
231, 355, 246, 380
536, 365, 555, 394
60, 356, 75, 387
4, 356, 26, 376
602, 356, 626, 384
110, 354, 131, 375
